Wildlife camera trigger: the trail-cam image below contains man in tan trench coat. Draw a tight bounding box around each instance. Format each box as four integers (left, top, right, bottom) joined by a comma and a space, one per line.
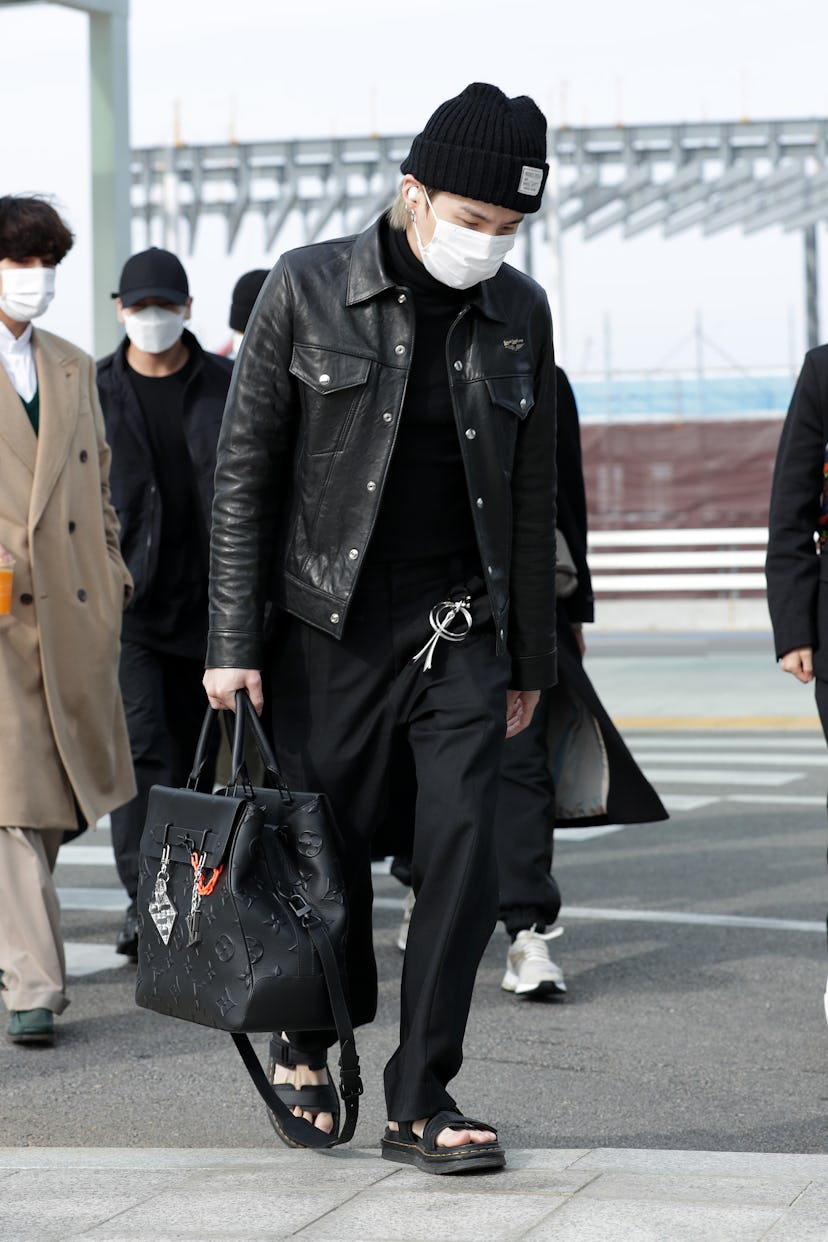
0, 196, 135, 1046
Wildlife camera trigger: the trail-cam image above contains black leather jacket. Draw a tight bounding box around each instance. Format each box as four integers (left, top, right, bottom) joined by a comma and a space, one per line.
207, 217, 558, 689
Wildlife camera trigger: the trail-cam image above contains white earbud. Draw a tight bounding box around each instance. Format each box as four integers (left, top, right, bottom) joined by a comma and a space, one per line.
407, 186, 419, 202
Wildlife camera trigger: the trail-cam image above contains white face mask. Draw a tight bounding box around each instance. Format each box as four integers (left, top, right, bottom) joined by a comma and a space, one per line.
0, 265, 56, 322
123, 305, 186, 353
411, 188, 516, 289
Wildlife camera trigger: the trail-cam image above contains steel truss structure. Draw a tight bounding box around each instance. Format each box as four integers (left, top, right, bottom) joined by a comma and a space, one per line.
133, 117, 828, 344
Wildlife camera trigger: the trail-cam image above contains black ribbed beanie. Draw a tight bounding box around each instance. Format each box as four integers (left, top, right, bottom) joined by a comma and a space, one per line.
400, 82, 549, 213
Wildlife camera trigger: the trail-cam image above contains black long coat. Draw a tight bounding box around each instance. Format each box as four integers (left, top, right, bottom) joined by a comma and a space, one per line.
766, 346, 828, 676
547, 368, 667, 827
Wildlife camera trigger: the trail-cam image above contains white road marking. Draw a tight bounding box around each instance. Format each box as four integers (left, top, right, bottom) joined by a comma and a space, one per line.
634, 750, 826, 767
65, 942, 129, 978
556, 824, 627, 841
726, 794, 826, 806
559, 906, 825, 933
58, 887, 125, 911
371, 896, 825, 932
629, 736, 825, 751
660, 794, 719, 811
57, 846, 117, 867
641, 767, 800, 786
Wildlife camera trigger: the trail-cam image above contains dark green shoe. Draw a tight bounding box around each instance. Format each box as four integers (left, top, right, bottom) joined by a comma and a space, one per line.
7, 1008, 54, 1045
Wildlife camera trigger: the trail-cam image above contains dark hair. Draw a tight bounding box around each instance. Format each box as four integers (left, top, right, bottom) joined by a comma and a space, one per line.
0, 195, 74, 265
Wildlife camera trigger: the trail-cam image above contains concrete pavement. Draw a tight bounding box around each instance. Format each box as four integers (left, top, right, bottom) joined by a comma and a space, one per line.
2, 1146, 827, 1240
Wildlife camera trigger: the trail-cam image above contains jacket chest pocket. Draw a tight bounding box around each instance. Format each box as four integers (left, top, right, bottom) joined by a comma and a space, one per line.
290, 344, 372, 456
484, 374, 535, 463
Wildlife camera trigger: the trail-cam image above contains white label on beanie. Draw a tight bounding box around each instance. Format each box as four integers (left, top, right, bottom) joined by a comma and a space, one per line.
518, 166, 544, 196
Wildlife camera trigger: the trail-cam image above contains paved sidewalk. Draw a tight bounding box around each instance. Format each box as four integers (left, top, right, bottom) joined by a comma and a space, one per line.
1, 1146, 826, 1241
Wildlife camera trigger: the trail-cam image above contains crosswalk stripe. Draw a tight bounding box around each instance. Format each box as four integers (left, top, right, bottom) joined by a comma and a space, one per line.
629, 736, 825, 751
371, 896, 825, 932
641, 767, 800, 786
57, 845, 117, 867
65, 942, 129, 978
726, 794, 826, 807
633, 751, 826, 767
58, 887, 124, 911
660, 794, 719, 811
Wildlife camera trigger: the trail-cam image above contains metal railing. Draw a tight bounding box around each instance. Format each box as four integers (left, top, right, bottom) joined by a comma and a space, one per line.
588, 528, 769, 596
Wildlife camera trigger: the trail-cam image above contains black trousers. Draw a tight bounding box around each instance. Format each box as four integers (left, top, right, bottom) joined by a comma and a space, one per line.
813, 681, 828, 943
110, 639, 214, 902
269, 554, 510, 1122
495, 691, 562, 937
390, 689, 561, 934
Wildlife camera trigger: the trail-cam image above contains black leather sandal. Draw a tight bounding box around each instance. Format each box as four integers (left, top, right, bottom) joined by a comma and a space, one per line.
266, 1035, 340, 1147
381, 1109, 506, 1174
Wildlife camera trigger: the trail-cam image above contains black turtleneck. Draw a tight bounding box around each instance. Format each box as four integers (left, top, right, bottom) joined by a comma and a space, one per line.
366, 221, 480, 564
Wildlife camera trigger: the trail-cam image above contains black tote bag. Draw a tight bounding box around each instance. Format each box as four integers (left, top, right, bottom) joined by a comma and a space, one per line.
134, 691, 361, 1147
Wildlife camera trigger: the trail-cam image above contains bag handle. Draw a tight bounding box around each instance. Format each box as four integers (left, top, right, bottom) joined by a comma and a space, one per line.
234, 690, 293, 801
187, 690, 291, 799
187, 704, 220, 788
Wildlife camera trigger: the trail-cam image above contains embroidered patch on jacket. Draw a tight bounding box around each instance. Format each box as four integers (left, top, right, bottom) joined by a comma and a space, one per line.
517, 166, 544, 196
503, 338, 525, 351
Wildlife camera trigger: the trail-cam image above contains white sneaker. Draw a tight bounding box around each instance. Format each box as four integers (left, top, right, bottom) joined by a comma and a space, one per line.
396, 889, 416, 952
501, 926, 566, 997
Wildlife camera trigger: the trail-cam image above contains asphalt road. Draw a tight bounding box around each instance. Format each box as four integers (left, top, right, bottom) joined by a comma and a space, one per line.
2, 659, 826, 1155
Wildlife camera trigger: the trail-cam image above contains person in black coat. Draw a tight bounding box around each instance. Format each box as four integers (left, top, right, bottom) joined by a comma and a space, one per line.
766, 347, 828, 703
97, 248, 233, 959
766, 346, 828, 946
495, 367, 667, 996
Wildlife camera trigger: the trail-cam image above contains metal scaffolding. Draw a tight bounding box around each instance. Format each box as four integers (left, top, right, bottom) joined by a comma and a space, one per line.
132, 117, 828, 347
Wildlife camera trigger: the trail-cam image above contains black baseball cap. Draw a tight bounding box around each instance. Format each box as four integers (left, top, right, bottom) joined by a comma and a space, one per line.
112, 247, 189, 307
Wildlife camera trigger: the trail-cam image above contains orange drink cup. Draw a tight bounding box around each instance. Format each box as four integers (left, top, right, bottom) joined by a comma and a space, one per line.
0, 559, 15, 616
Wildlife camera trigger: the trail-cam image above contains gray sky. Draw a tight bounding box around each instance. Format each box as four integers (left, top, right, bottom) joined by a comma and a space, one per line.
4, 0, 827, 373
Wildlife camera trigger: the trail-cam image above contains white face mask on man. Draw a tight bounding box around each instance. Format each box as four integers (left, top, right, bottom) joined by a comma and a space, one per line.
411, 188, 516, 289
123, 305, 186, 354
0, 266, 56, 322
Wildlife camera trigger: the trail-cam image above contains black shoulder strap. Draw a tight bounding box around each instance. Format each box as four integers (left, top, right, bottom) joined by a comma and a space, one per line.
230, 916, 361, 1149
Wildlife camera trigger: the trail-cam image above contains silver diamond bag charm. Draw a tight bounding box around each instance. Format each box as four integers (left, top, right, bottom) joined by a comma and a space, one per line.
149, 844, 177, 944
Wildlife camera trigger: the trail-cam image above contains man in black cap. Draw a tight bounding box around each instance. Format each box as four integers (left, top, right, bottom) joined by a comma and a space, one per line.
228, 268, 269, 359
97, 247, 233, 960
204, 83, 556, 1173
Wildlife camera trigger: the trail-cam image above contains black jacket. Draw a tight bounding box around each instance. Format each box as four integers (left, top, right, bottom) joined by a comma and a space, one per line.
766, 346, 828, 673
207, 216, 558, 689
96, 331, 233, 610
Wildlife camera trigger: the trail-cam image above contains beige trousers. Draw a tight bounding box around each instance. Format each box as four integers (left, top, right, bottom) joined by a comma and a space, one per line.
0, 827, 68, 1014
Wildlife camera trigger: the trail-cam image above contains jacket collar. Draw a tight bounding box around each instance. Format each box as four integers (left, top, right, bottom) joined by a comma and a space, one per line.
346, 215, 509, 323
346, 217, 396, 306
